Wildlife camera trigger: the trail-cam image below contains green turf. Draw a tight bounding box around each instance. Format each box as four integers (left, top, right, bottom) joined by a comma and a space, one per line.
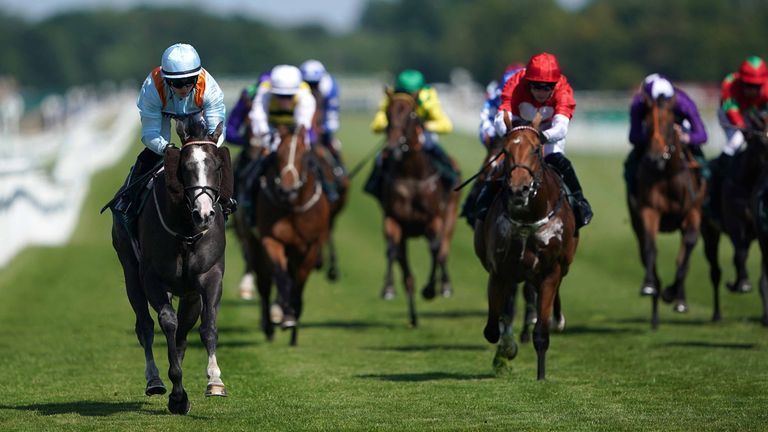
0, 112, 766, 431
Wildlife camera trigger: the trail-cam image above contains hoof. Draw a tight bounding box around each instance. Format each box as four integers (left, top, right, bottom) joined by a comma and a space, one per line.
238, 273, 255, 300
492, 351, 513, 376
205, 383, 228, 397
381, 285, 396, 300
145, 377, 166, 396
327, 267, 339, 282
640, 285, 657, 296
549, 314, 566, 332
660, 286, 676, 303
440, 283, 453, 298
281, 315, 297, 329
421, 282, 436, 300
239, 288, 254, 301
520, 331, 531, 343
727, 280, 752, 294
483, 322, 500, 344
672, 302, 688, 313
270, 303, 284, 325
168, 391, 190, 415
498, 335, 519, 360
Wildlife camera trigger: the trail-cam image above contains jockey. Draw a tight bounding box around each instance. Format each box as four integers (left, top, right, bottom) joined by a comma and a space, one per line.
364, 69, 458, 200
246, 65, 338, 202
478, 63, 525, 146
625, 73, 709, 196
225, 70, 271, 147
469, 52, 592, 229
110, 43, 232, 232
299, 60, 342, 161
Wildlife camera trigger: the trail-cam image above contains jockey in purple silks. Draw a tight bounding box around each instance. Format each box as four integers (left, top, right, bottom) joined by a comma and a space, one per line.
625, 73, 709, 196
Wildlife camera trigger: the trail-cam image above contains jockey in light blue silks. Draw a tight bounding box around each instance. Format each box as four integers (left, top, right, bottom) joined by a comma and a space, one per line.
109, 43, 232, 235
478, 63, 525, 146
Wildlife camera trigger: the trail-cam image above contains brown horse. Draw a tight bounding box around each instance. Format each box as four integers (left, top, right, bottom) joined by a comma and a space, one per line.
376, 89, 460, 327
310, 86, 349, 281
249, 124, 331, 345
474, 113, 577, 380
108, 113, 232, 414
702, 112, 768, 323
628, 94, 706, 329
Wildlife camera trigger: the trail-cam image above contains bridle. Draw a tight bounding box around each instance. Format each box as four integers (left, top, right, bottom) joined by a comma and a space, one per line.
503, 125, 544, 201
386, 93, 422, 160
181, 140, 222, 212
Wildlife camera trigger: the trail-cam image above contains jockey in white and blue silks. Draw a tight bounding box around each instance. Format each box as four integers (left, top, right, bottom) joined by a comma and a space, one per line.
299, 60, 341, 150
478, 63, 525, 146
112, 43, 232, 232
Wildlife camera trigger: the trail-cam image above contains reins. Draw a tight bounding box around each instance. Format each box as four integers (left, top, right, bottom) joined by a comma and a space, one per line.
152, 174, 209, 244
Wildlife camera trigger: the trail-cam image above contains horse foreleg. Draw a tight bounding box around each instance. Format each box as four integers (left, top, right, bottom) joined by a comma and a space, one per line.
534, 270, 562, 381
397, 239, 417, 327
263, 237, 295, 330
640, 209, 661, 297
760, 271, 768, 326
727, 227, 753, 294
439, 192, 460, 298
701, 219, 722, 321
326, 232, 340, 282
421, 229, 442, 301
493, 283, 519, 375
662, 220, 700, 313
153, 300, 189, 415
520, 282, 537, 343
381, 217, 401, 300
175, 294, 202, 366
484, 273, 507, 344
196, 270, 226, 397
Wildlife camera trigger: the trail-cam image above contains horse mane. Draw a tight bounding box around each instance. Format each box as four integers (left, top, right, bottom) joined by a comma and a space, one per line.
163, 147, 184, 206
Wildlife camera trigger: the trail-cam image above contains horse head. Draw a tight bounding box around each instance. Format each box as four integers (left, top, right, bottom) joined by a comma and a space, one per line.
273, 124, 310, 204
642, 93, 680, 172
164, 111, 230, 229
500, 111, 545, 209
384, 88, 424, 161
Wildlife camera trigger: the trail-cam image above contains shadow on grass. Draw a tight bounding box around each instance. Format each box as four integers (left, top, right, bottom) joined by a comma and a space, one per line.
0, 401, 166, 416
301, 320, 397, 330
658, 341, 756, 350
364, 344, 488, 352
417, 310, 487, 319
356, 371, 495, 382
559, 324, 643, 336
610, 317, 713, 326
188, 339, 259, 349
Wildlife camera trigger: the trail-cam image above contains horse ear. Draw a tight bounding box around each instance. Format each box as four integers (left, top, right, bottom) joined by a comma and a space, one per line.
532, 111, 542, 130
163, 146, 184, 205
209, 121, 224, 143
385, 86, 393, 99
175, 119, 189, 145
217, 145, 234, 205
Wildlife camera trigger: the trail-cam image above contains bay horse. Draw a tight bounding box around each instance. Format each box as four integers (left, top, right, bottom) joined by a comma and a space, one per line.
310, 86, 348, 281
250, 124, 331, 345
464, 134, 539, 343
702, 112, 768, 323
628, 93, 706, 329
474, 112, 577, 380
378, 89, 460, 327
109, 112, 232, 414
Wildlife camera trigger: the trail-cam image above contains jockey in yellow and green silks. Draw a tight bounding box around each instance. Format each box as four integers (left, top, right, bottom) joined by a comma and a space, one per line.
364, 69, 459, 200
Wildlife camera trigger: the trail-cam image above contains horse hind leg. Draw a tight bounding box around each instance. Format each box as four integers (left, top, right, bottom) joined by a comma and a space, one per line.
421, 235, 441, 300
520, 282, 537, 343
760, 269, 768, 326
398, 241, 418, 327
326, 234, 340, 282
701, 220, 722, 321
662, 227, 699, 313
727, 237, 753, 294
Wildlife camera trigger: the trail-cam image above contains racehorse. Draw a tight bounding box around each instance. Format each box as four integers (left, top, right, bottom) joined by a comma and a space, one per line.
702, 112, 768, 323
377, 89, 460, 327
628, 93, 706, 329
108, 112, 232, 414
250, 124, 331, 345
310, 86, 348, 281
474, 112, 577, 380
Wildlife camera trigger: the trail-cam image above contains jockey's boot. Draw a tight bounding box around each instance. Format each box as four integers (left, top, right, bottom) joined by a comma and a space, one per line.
426, 145, 459, 189
545, 153, 593, 229
364, 164, 383, 201
470, 180, 503, 227
320, 175, 339, 203
222, 198, 238, 216
460, 181, 484, 226
112, 149, 163, 235
706, 153, 733, 223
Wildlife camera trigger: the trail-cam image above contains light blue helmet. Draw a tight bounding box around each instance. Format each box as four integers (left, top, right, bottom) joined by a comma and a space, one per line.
161, 43, 202, 79
300, 59, 326, 83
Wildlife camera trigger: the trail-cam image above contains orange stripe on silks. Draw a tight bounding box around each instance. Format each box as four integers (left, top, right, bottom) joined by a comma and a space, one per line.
195, 69, 206, 108
151, 66, 167, 108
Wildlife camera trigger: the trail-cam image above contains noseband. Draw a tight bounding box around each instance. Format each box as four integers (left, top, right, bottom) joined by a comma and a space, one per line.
181, 140, 222, 211
504, 126, 544, 199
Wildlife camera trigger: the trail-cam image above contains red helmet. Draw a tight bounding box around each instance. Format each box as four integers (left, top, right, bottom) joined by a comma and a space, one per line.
739, 56, 768, 85
524, 52, 561, 83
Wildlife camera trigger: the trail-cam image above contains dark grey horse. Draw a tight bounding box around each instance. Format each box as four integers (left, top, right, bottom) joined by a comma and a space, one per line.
109, 112, 233, 415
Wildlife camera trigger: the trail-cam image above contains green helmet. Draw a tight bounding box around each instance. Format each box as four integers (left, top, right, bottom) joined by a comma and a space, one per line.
395, 69, 425, 93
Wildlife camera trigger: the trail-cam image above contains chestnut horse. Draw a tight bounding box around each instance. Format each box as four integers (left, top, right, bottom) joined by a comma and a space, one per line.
249, 124, 331, 345
628, 94, 706, 329
377, 90, 460, 327
702, 112, 768, 323
474, 113, 577, 380
108, 113, 232, 414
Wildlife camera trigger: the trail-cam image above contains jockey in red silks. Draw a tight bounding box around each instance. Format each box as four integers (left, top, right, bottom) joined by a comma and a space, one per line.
468, 52, 592, 230
718, 56, 768, 160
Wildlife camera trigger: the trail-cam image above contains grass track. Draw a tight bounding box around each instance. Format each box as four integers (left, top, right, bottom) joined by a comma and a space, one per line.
0, 112, 766, 431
